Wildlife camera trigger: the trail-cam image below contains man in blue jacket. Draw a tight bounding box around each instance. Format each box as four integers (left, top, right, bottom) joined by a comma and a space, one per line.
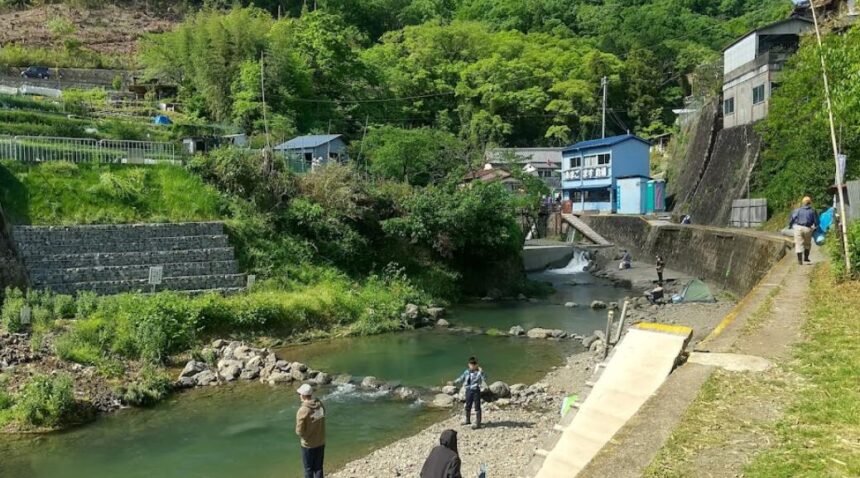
454, 356, 486, 429
789, 196, 819, 265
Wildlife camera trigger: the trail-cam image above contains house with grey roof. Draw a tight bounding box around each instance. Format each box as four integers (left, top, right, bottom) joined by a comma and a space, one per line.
484, 147, 563, 191
273, 134, 348, 167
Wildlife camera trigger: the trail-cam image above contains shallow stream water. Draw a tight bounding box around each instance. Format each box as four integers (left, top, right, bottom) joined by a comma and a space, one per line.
0, 262, 629, 478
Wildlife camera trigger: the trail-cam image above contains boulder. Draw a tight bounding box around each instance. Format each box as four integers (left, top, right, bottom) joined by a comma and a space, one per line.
259, 363, 276, 381
193, 370, 218, 387
404, 303, 420, 320
609, 302, 619, 310
549, 329, 568, 339
435, 319, 450, 328
211, 339, 227, 349
221, 364, 242, 381
426, 307, 446, 319
264, 352, 278, 366
441, 385, 457, 395
266, 371, 293, 385
176, 376, 196, 388
581, 334, 599, 349
429, 393, 455, 408
589, 339, 605, 353
275, 360, 291, 371
564, 302, 578, 308
239, 367, 260, 381
361, 376, 382, 389
527, 328, 551, 339
509, 325, 525, 336
290, 368, 308, 381
593, 330, 606, 342
510, 383, 528, 394
290, 362, 308, 373
590, 300, 607, 309
313, 372, 332, 385
380, 381, 401, 392
332, 374, 352, 385
489, 381, 511, 398
245, 355, 263, 370
179, 360, 207, 378
395, 387, 419, 401
233, 345, 256, 361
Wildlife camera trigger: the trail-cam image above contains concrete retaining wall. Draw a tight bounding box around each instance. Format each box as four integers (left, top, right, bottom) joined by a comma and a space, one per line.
522, 244, 575, 272
582, 215, 788, 296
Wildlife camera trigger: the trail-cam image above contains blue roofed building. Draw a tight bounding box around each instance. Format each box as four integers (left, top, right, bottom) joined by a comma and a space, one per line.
561, 134, 651, 213
273, 134, 348, 166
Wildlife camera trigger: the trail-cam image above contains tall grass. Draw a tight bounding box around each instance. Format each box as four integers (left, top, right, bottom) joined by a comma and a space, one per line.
0, 44, 128, 69
0, 160, 224, 225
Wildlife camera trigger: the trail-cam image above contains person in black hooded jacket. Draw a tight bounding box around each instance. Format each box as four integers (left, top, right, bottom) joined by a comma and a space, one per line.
420, 429, 462, 478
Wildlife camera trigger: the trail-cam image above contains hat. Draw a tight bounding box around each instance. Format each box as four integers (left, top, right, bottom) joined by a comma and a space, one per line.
802, 196, 812, 205
297, 383, 314, 396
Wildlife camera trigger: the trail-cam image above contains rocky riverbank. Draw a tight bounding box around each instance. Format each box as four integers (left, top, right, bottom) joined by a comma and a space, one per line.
332, 350, 601, 477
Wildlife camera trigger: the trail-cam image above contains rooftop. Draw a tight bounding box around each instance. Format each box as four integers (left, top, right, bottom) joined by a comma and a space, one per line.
274, 134, 343, 150
564, 134, 650, 152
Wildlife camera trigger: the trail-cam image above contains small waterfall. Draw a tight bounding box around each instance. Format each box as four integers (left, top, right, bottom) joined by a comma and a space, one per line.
547, 249, 590, 274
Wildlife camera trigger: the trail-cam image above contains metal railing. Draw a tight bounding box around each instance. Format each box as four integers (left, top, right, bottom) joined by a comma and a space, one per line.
0, 135, 181, 165
562, 166, 611, 181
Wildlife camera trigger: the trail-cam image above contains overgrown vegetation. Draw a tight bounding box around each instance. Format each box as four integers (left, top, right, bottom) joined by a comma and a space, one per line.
827, 220, 860, 280
0, 373, 79, 430
0, 160, 223, 225
755, 23, 860, 212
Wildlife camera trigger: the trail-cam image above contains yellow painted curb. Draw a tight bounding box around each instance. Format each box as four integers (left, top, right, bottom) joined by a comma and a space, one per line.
632, 322, 693, 338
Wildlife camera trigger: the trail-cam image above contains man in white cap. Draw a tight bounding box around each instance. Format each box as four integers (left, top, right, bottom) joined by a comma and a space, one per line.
296, 383, 326, 478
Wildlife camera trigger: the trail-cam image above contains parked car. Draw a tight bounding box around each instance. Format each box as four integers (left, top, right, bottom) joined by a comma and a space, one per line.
20, 66, 51, 79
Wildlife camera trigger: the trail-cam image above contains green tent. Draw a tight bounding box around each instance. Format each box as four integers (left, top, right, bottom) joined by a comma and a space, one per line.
675, 279, 715, 303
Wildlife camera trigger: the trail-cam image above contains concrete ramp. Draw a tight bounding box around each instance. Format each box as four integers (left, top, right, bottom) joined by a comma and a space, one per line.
561, 214, 611, 245
534, 323, 693, 478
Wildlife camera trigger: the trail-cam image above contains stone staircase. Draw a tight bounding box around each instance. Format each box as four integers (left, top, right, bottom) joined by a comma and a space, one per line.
12, 222, 246, 295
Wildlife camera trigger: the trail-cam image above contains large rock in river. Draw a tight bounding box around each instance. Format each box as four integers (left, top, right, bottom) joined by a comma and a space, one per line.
509, 325, 525, 336
361, 376, 383, 389
527, 328, 551, 339
590, 300, 607, 309
180, 360, 207, 378
429, 393, 455, 408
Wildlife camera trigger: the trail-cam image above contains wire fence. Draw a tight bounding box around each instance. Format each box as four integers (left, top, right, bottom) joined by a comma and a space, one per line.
0, 135, 182, 165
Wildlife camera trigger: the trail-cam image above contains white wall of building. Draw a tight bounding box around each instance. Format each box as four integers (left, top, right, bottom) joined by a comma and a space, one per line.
724, 34, 757, 74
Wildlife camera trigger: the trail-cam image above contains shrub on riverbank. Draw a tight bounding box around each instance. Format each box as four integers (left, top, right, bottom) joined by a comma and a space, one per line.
827, 221, 860, 280
2, 373, 77, 429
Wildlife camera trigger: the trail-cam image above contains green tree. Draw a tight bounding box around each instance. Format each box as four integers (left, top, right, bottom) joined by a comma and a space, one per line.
360, 126, 466, 185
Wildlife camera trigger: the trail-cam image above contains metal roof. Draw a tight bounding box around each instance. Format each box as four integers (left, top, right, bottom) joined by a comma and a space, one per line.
563, 134, 650, 152
721, 16, 813, 52
274, 134, 343, 150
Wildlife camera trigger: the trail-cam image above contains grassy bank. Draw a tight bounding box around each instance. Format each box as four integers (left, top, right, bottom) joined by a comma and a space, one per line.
0, 160, 223, 225
644, 263, 859, 477
744, 264, 859, 476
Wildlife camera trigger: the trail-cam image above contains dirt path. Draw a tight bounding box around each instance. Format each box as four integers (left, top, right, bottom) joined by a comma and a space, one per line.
639, 248, 821, 477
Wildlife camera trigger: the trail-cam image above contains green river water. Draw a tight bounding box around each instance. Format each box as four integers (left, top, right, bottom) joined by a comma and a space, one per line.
0, 268, 628, 478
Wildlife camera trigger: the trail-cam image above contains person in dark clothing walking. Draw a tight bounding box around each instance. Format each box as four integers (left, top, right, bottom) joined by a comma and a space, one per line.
454, 357, 486, 429
789, 196, 819, 265
420, 429, 463, 478
655, 254, 665, 285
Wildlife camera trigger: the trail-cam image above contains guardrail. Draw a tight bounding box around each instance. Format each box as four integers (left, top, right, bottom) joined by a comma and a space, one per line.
0, 135, 181, 165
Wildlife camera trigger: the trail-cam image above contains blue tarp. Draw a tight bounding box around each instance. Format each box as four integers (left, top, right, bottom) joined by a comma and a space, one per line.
153, 115, 172, 125
814, 207, 835, 245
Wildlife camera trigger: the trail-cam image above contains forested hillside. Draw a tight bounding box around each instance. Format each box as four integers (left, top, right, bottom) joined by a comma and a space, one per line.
1, 0, 790, 150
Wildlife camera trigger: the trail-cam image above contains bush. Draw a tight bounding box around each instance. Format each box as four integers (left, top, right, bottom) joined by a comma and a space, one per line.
117, 366, 172, 407
0, 287, 25, 332
828, 221, 860, 280
14, 374, 76, 428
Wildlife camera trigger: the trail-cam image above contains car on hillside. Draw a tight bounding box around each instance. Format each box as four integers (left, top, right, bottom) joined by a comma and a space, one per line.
20, 66, 52, 79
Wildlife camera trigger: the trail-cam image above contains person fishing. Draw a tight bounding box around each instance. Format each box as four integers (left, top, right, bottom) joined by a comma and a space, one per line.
655, 254, 665, 285
619, 250, 632, 270
454, 356, 486, 429
420, 429, 463, 478
295, 383, 326, 478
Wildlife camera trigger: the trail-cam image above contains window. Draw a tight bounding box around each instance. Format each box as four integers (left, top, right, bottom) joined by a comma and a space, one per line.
752, 84, 766, 104
569, 156, 582, 168
570, 189, 611, 203
597, 153, 610, 165
723, 97, 735, 115
584, 153, 611, 167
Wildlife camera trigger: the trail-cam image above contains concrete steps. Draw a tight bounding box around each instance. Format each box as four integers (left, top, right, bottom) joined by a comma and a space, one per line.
13, 222, 246, 296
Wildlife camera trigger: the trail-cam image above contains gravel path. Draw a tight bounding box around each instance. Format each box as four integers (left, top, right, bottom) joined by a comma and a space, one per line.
331, 352, 601, 478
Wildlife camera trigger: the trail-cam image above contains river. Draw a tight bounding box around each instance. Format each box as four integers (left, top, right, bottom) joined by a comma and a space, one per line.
0, 258, 629, 478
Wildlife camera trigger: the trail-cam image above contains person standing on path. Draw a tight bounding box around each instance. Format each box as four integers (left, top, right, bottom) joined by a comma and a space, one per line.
789, 196, 819, 265
420, 429, 463, 478
295, 383, 326, 478
655, 254, 665, 285
454, 357, 486, 430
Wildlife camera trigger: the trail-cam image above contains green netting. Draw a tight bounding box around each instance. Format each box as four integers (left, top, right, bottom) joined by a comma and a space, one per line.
678, 279, 715, 303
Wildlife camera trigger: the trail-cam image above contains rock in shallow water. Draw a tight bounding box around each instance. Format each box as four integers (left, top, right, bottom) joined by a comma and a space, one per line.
509, 325, 525, 336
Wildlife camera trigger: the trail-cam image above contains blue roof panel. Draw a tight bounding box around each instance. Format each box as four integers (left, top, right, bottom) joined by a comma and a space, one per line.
274, 134, 342, 150
563, 134, 650, 152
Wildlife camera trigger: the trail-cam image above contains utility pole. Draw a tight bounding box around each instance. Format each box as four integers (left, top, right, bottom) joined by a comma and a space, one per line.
260, 52, 272, 151
601, 76, 608, 139
810, 2, 852, 273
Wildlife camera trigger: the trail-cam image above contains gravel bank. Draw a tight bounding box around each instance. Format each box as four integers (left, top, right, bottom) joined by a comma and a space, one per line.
332, 352, 601, 478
